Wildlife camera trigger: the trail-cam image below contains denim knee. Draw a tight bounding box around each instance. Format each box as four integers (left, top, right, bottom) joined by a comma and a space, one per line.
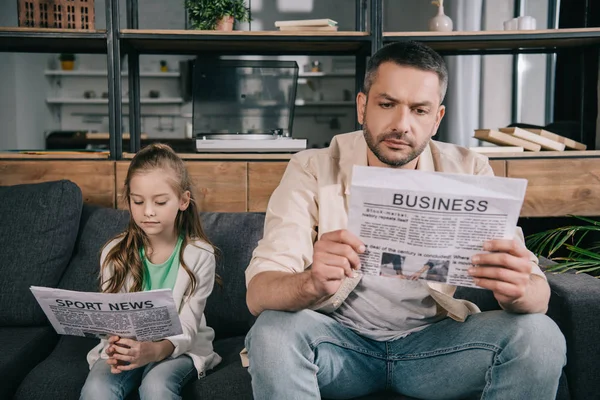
246, 310, 321, 359
80, 374, 119, 400
505, 313, 566, 373
138, 377, 178, 400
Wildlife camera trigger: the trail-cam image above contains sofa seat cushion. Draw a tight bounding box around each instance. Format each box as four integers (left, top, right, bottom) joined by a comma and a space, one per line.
0, 327, 58, 399
13, 335, 98, 400
201, 213, 264, 340
58, 205, 130, 292
0, 180, 83, 326
184, 336, 253, 400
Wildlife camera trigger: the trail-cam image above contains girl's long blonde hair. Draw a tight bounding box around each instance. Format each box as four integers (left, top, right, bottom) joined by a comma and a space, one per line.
101, 143, 214, 295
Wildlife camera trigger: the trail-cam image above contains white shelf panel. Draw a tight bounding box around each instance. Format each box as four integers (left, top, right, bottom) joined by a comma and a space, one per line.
298, 72, 355, 77
295, 100, 354, 107
46, 97, 185, 104
44, 70, 180, 77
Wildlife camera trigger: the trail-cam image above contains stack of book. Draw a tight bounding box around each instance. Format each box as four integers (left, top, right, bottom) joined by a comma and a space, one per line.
274, 19, 338, 32
472, 127, 587, 153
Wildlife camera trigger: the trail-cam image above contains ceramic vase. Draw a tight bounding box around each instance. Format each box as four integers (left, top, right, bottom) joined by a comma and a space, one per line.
429, 4, 453, 32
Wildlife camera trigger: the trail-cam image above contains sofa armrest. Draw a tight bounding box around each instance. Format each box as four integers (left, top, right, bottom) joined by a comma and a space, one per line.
545, 272, 600, 400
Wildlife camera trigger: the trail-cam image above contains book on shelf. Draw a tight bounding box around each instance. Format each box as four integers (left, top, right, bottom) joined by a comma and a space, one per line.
474, 129, 542, 152
278, 25, 338, 31
86, 132, 149, 140
469, 146, 524, 153
274, 19, 337, 28
524, 128, 587, 150
499, 127, 566, 151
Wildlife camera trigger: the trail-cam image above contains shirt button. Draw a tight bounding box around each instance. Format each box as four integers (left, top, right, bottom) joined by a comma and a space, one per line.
333, 300, 340, 307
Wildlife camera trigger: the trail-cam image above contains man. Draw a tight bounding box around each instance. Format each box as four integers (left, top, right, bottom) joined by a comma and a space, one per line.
244, 41, 566, 400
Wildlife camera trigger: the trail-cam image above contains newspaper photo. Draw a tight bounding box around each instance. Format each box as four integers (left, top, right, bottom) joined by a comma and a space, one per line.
347, 166, 528, 288
30, 286, 183, 341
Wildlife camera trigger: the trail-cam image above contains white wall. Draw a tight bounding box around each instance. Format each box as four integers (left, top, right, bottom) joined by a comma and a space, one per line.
0, 0, 18, 150
480, 0, 515, 131
0, 54, 18, 150
0, 0, 53, 150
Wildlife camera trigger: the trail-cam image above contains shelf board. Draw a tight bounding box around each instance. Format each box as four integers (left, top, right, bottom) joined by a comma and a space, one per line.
486, 150, 600, 159
0, 151, 109, 159
120, 29, 370, 55
123, 152, 294, 160
295, 100, 355, 107
384, 28, 600, 54
46, 97, 185, 105
298, 72, 355, 77
44, 70, 180, 77
0, 28, 107, 53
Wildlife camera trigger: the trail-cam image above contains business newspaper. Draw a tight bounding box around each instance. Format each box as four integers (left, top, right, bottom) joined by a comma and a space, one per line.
347, 166, 528, 288
30, 286, 183, 341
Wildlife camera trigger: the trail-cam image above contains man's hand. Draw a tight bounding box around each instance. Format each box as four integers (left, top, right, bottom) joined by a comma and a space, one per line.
468, 239, 548, 313
306, 230, 365, 298
105, 335, 174, 373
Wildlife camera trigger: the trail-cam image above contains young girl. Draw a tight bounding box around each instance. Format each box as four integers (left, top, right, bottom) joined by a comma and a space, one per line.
81, 143, 221, 400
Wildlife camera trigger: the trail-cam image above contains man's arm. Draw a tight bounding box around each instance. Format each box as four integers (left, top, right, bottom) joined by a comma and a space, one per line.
247, 230, 364, 316
247, 271, 320, 316
245, 154, 364, 316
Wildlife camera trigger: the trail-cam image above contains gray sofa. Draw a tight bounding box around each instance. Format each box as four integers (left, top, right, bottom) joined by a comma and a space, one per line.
1, 180, 599, 400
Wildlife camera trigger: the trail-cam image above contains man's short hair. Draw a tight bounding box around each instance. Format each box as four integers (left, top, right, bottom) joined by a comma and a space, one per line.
362, 41, 448, 103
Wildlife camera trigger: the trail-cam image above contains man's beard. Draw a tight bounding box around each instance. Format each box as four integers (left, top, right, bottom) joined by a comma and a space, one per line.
363, 119, 431, 168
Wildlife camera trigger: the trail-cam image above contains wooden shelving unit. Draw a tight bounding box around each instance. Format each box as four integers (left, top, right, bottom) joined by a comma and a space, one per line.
0, 0, 598, 160
0, 27, 107, 53
120, 29, 371, 55
384, 28, 600, 54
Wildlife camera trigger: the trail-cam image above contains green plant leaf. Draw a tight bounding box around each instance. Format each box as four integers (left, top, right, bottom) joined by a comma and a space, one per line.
526, 217, 600, 278
185, 0, 250, 29
564, 244, 600, 260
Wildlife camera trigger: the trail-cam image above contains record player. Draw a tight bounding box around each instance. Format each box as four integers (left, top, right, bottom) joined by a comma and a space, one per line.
192, 59, 307, 153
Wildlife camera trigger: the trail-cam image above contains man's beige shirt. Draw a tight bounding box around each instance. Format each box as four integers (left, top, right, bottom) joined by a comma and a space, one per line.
246, 131, 544, 322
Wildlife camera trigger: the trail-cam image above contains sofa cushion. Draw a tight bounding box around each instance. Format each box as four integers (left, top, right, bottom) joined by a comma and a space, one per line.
0, 326, 58, 399
0, 180, 82, 326
201, 212, 264, 340
58, 205, 130, 292
184, 336, 253, 400
13, 335, 98, 400
454, 286, 501, 312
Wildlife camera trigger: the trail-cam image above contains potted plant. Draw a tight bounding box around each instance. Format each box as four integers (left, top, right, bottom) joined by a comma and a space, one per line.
59, 53, 76, 70
160, 60, 168, 72
185, 0, 251, 31
526, 215, 600, 277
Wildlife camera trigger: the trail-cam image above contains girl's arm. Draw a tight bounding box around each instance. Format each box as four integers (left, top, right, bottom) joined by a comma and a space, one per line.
165, 243, 216, 358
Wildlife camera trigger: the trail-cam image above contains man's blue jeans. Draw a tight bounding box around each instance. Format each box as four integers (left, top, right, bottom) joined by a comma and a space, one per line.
80, 355, 196, 400
246, 309, 566, 400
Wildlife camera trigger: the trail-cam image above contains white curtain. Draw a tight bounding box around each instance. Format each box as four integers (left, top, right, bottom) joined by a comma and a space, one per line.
437, 0, 483, 147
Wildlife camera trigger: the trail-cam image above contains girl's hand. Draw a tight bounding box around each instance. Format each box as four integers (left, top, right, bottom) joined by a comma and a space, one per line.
105, 335, 129, 374
106, 337, 175, 373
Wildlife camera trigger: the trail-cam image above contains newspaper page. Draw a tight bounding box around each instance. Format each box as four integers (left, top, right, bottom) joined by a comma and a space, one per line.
347, 166, 528, 288
30, 286, 183, 341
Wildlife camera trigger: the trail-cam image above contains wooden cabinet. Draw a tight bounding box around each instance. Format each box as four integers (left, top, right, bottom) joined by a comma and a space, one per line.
248, 162, 288, 212
116, 161, 248, 212
507, 158, 600, 217
0, 161, 115, 207
2, 157, 600, 216
489, 160, 506, 177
